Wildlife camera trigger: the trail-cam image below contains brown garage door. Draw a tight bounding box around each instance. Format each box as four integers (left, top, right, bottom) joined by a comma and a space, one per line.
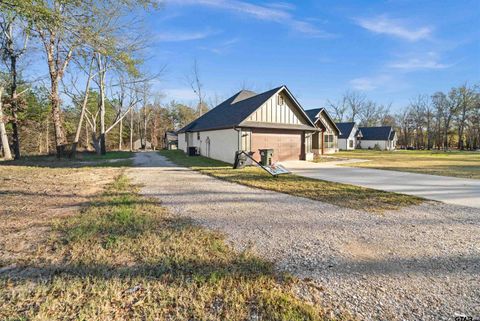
251, 129, 304, 162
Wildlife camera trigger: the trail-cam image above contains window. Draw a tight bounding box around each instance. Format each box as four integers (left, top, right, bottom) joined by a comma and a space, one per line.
349, 139, 354, 148
324, 134, 334, 149
278, 94, 285, 106
197, 132, 200, 140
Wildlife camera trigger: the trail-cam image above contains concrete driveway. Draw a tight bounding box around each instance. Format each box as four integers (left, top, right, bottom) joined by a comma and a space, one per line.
281, 160, 480, 208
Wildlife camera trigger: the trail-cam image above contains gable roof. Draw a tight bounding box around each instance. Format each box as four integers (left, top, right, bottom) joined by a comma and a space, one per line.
305, 108, 341, 134
178, 86, 316, 133
359, 126, 394, 141
336, 122, 357, 139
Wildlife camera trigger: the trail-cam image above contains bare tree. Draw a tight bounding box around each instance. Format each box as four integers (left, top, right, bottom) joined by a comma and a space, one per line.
344, 90, 367, 122
188, 59, 205, 117
0, 13, 29, 159
326, 96, 347, 122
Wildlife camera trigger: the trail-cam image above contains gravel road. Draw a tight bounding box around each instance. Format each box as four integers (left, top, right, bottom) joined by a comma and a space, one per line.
127, 152, 480, 321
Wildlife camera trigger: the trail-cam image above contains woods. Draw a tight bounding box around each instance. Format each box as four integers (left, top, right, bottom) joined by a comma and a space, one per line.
328, 85, 480, 150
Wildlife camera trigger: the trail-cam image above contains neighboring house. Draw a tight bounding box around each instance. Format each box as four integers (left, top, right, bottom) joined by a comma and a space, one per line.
177, 86, 318, 164
336, 122, 363, 150
164, 131, 178, 150
133, 138, 152, 150
357, 126, 397, 150
304, 108, 341, 155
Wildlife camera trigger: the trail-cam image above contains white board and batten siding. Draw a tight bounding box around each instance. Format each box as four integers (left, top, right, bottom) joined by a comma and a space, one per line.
245, 92, 304, 125
178, 129, 239, 164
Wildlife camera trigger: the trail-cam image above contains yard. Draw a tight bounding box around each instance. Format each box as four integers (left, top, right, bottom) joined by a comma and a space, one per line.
333, 150, 480, 179
159, 150, 422, 212
0, 156, 344, 320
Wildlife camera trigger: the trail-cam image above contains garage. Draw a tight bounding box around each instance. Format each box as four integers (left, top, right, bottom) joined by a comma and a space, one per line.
250, 128, 304, 162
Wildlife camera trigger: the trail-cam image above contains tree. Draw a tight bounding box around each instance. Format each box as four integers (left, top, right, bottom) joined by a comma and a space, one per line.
0, 85, 12, 159
0, 11, 30, 159
453, 84, 476, 150
188, 59, 205, 117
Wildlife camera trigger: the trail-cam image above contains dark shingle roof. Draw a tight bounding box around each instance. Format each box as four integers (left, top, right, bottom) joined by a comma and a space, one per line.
336, 122, 356, 139
178, 87, 283, 133
305, 108, 322, 123
359, 126, 393, 140
304, 108, 341, 135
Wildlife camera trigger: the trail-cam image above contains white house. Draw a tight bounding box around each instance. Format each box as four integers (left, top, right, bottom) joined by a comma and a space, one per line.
336, 122, 362, 150
357, 126, 397, 151
177, 86, 319, 164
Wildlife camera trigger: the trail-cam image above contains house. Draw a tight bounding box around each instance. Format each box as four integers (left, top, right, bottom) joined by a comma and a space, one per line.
164, 131, 178, 150
336, 122, 363, 150
357, 126, 397, 150
177, 86, 318, 164
304, 108, 341, 155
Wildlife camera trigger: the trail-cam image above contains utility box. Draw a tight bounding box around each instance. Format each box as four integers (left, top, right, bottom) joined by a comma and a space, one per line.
259, 149, 274, 166
188, 146, 199, 156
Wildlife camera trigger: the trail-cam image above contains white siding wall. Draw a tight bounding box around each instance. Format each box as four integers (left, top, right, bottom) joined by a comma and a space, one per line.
178, 133, 187, 152
358, 140, 390, 150
181, 129, 239, 164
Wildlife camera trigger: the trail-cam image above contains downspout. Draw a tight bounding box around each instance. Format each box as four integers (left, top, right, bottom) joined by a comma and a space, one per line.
234, 127, 241, 151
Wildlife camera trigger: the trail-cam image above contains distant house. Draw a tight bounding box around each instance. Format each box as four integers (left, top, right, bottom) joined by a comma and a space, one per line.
336, 122, 362, 150
164, 131, 178, 150
133, 138, 152, 150
177, 86, 318, 164
305, 108, 341, 155
357, 126, 397, 151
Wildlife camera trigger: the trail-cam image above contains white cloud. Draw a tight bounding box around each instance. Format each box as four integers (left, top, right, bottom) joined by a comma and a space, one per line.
389, 53, 451, 70
201, 37, 240, 54
155, 29, 217, 42
356, 15, 432, 41
349, 75, 392, 91
168, 0, 334, 38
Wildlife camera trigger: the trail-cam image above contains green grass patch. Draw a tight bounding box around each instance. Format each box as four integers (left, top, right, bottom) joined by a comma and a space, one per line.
160, 150, 422, 212
1, 174, 345, 320
334, 150, 480, 179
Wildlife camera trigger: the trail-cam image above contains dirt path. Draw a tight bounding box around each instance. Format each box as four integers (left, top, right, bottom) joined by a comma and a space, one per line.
128, 152, 480, 321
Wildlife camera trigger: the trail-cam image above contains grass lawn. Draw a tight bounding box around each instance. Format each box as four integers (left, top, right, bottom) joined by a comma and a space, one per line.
0, 151, 134, 168
159, 150, 423, 212
0, 160, 349, 320
334, 150, 480, 179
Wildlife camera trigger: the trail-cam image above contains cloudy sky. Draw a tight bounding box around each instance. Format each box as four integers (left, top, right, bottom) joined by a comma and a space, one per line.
143, 0, 480, 111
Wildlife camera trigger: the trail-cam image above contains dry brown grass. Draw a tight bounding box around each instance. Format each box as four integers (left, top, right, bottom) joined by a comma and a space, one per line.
335, 150, 480, 179
0, 161, 351, 320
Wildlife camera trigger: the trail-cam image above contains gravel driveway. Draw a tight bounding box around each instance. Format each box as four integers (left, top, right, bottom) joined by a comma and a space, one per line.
128, 152, 480, 321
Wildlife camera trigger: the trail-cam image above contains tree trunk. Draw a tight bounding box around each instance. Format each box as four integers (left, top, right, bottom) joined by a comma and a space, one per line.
71, 57, 94, 158
0, 87, 13, 160
45, 118, 49, 155
130, 111, 133, 151
97, 54, 107, 155
9, 53, 21, 160
119, 118, 123, 150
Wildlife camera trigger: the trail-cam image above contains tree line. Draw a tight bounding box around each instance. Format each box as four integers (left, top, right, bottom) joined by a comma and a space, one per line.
327, 84, 480, 150
0, 0, 200, 160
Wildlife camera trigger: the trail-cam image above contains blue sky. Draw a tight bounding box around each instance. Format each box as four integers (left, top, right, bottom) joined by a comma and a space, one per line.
143, 0, 480, 111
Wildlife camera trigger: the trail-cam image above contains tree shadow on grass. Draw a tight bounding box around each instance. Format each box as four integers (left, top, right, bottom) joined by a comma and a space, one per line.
0, 153, 133, 168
